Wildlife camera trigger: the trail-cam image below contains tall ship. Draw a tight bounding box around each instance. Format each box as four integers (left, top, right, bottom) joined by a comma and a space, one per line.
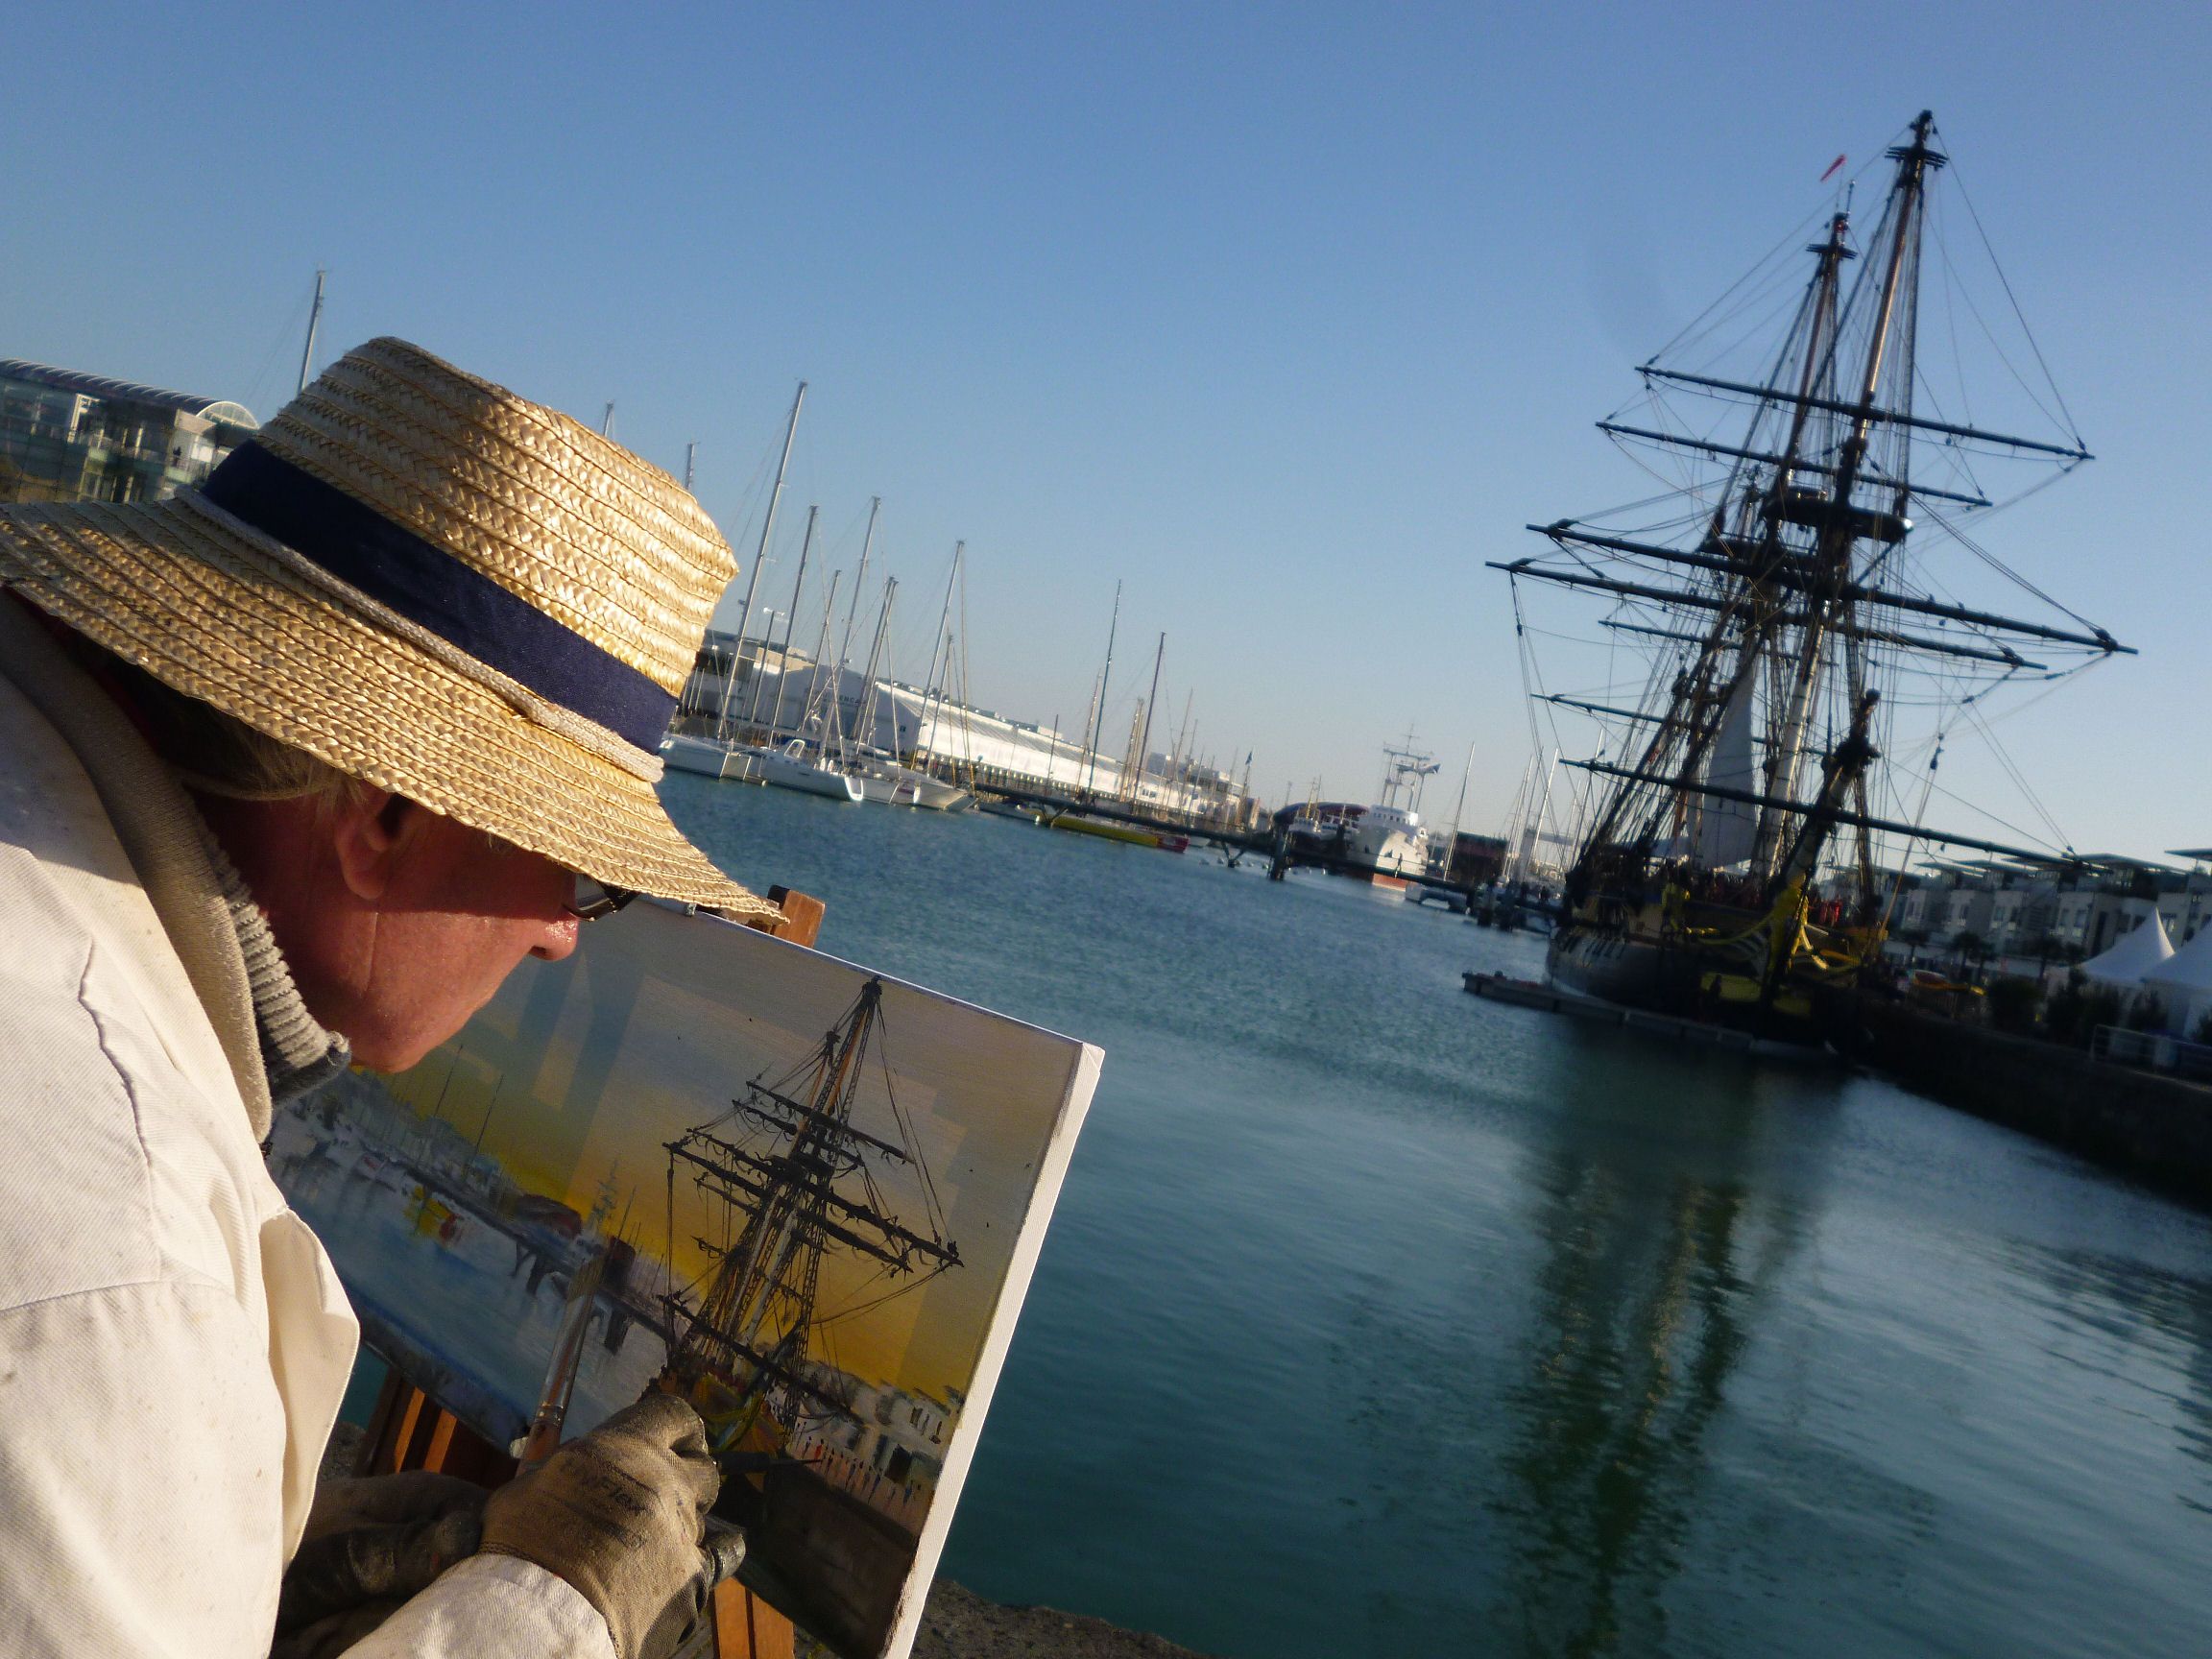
1493, 112, 2128, 1040
1286, 741, 1438, 888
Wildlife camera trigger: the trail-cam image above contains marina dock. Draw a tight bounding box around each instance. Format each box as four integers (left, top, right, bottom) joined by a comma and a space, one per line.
1462, 970, 1771, 1051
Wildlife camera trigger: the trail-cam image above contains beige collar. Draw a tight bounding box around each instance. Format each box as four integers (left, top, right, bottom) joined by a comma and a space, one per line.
0, 600, 347, 1136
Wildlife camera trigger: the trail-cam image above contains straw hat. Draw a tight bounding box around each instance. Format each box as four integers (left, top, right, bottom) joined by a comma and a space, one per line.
0, 337, 778, 918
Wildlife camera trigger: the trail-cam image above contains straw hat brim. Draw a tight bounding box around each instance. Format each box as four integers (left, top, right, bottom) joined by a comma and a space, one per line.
0, 493, 778, 918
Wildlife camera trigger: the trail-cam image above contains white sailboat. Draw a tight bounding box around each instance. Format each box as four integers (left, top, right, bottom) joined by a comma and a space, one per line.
835, 561, 974, 812
666, 381, 805, 783
741, 734, 864, 801
848, 746, 974, 810
661, 732, 759, 781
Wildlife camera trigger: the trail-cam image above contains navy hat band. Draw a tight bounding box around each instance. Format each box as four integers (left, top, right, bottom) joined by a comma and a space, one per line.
199, 442, 676, 754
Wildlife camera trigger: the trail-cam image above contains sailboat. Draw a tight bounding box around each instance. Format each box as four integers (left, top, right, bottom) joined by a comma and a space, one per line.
837, 551, 975, 812
662, 381, 844, 792
1492, 112, 2129, 1041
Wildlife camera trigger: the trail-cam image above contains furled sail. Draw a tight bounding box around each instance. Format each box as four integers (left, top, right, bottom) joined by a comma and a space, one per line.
1694, 670, 1758, 869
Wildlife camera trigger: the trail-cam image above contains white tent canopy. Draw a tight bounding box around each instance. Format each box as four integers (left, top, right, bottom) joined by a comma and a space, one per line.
2142, 925, 2212, 1036
2080, 906, 2175, 989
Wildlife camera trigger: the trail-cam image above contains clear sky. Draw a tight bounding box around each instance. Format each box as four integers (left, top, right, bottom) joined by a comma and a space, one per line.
8, 2, 2206, 858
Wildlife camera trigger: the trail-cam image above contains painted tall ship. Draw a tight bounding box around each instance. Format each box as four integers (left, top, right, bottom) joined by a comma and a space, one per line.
656, 977, 961, 1510
1493, 112, 2128, 1040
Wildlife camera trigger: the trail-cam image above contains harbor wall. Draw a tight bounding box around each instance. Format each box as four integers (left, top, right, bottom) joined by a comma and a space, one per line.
1845, 998, 2212, 1207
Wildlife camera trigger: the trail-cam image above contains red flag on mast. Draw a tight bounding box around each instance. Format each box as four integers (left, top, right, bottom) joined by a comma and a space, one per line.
1819, 154, 1846, 183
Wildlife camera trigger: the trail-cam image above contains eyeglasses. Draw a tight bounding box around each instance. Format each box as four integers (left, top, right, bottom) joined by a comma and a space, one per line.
566, 878, 639, 922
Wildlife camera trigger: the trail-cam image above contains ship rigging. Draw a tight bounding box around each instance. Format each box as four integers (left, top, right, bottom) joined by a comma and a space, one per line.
659, 977, 961, 1447
1494, 111, 2130, 1036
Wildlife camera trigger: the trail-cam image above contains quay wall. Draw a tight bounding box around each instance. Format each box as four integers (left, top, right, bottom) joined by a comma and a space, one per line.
1846, 998, 2212, 1208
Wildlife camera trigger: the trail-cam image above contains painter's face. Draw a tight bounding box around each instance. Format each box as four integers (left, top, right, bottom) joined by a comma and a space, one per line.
351, 812, 580, 1069
282, 800, 581, 1071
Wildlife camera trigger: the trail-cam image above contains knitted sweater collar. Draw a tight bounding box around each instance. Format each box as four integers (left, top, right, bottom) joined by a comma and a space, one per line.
189, 813, 352, 1109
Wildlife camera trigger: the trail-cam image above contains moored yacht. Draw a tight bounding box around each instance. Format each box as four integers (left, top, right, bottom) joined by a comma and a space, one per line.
742, 736, 863, 802
1285, 740, 1437, 889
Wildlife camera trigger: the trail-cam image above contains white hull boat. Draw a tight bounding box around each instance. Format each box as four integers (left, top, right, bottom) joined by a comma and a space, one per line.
741, 738, 862, 801
660, 733, 759, 782
850, 757, 974, 811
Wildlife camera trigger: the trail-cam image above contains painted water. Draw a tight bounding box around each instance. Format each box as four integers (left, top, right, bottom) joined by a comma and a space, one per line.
665, 777, 2212, 1659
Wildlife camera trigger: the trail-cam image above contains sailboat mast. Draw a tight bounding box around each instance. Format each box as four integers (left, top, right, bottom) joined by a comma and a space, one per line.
1076, 675, 1101, 792
827, 496, 881, 758
297, 268, 326, 395
1526, 749, 1561, 878
799, 568, 842, 743
915, 542, 962, 768
1119, 703, 1146, 800
718, 380, 805, 737
1083, 581, 1121, 794
1166, 690, 1195, 800
1445, 741, 1475, 876
750, 503, 818, 734
855, 578, 897, 755
1134, 633, 1166, 804
954, 555, 977, 783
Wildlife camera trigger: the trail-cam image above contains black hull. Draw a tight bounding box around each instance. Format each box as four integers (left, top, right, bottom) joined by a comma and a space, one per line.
1547, 926, 1679, 1007
1546, 926, 1830, 1046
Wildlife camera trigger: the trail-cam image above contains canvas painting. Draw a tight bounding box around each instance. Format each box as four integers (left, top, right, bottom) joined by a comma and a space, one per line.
276, 902, 1102, 1659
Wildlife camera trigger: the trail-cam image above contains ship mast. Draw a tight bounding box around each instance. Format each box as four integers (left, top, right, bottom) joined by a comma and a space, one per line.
1544, 199, 1858, 877
1753, 112, 1939, 885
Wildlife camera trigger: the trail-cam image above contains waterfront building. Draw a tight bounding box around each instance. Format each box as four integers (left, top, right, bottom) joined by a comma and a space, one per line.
674, 631, 1261, 826
2155, 852, 2212, 945
1883, 853, 2211, 963
781, 1361, 965, 1532
1442, 831, 1508, 886
0, 359, 258, 505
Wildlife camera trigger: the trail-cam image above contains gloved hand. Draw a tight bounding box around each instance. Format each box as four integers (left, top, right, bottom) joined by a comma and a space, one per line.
273, 1471, 488, 1659
479, 1393, 725, 1659
637, 1524, 750, 1659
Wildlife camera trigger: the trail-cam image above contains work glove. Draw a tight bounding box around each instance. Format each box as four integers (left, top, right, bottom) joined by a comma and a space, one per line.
271, 1471, 488, 1659
479, 1393, 728, 1659
637, 1524, 750, 1659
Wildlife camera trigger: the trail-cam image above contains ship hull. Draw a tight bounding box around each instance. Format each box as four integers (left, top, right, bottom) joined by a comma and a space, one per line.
852, 761, 974, 811
1547, 924, 1836, 1046
1048, 812, 1189, 853
661, 733, 759, 781
740, 743, 864, 801
1547, 926, 1678, 1007
1363, 827, 1427, 889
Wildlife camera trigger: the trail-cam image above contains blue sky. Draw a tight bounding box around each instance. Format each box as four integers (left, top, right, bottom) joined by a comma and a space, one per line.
8, 3, 2206, 858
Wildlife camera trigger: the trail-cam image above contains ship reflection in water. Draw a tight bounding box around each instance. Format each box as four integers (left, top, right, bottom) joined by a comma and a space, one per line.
1488, 1046, 1801, 1656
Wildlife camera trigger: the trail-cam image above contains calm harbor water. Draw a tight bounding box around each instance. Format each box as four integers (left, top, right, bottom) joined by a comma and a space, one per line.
668, 777, 2212, 1659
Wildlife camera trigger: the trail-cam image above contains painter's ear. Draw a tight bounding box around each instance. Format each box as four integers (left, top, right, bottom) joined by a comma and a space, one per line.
330, 787, 405, 903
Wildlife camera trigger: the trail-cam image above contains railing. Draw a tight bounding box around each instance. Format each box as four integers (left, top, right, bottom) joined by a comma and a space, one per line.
2091, 1024, 2212, 1084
